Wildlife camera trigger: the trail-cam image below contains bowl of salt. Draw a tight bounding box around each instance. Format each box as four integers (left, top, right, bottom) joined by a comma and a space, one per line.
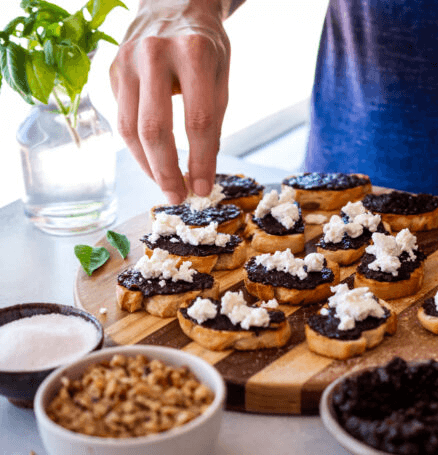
0, 303, 104, 408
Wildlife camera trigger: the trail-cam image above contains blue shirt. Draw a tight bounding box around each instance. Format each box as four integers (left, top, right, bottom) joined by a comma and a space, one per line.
305, 0, 438, 195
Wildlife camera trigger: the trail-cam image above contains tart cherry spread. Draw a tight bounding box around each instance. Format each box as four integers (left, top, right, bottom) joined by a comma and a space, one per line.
153, 204, 241, 226
423, 297, 438, 318
245, 257, 335, 290
117, 269, 214, 297
282, 173, 370, 190
252, 212, 305, 236
215, 173, 264, 199
362, 191, 438, 215
141, 234, 242, 257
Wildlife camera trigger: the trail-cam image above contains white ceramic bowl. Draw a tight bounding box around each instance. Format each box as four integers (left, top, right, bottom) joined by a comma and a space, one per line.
34, 345, 226, 455
320, 371, 393, 455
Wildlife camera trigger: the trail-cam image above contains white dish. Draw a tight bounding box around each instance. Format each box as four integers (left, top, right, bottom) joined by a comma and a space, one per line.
34, 345, 226, 455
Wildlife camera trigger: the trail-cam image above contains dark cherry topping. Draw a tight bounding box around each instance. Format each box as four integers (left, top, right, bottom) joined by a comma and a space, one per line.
117, 269, 214, 297
332, 357, 438, 455
245, 256, 335, 290
307, 305, 389, 340
362, 191, 438, 215
423, 297, 438, 318
252, 205, 305, 236
357, 250, 425, 282
140, 233, 242, 257
179, 299, 285, 333
282, 172, 370, 191
153, 203, 241, 227
215, 173, 264, 199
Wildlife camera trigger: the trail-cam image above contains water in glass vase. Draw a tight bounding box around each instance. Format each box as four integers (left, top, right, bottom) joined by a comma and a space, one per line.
18, 92, 117, 236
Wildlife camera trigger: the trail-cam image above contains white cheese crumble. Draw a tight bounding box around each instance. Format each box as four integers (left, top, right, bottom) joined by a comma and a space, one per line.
99, 307, 108, 315
254, 249, 326, 279
187, 297, 218, 324
321, 284, 386, 331
260, 299, 279, 309
323, 202, 381, 244
188, 290, 271, 330
149, 213, 231, 247
435, 291, 438, 312
133, 248, 196, 282
365, 229, 418, 276
254, 187, 299, 229
304, 213, 328, 225
185, 183, 225, 211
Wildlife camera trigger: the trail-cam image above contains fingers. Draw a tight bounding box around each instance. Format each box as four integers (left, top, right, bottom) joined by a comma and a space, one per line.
137, 38, 187, 204
174, 35, 229, 196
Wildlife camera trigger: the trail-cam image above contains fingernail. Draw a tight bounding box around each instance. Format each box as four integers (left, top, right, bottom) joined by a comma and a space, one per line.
193, 179, 211, 196
165, 191, 185, 205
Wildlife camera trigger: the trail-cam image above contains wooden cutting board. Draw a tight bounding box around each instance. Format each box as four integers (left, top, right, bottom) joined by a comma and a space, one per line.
74, 196, 438, 415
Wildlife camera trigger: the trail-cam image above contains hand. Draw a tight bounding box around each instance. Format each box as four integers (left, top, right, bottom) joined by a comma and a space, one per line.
110, 0, 231, 204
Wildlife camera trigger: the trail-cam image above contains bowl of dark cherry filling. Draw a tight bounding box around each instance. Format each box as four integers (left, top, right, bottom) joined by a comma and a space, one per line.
320, 357, 438, 455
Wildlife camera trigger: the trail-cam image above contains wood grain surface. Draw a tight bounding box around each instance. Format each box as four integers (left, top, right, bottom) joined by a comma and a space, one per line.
74, 192, 438, 415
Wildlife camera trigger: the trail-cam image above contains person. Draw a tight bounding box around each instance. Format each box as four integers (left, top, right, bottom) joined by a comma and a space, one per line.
110, 0, 438, 204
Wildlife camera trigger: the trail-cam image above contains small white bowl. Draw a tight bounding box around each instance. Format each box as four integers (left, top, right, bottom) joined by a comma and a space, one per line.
320, 372, 392, 455
34, 345, 226, 455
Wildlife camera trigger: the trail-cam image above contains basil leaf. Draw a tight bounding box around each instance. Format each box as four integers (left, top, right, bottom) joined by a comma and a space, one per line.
0, 42, 33, 103
25, 50, 56, 103
21, 1, 70, 20
74, 245, 110, 276
90, 30, 119, 48
62, 11, 87, 44
4, 17, 27, 36
107, 230, 130, 259
86, 0, 128, 29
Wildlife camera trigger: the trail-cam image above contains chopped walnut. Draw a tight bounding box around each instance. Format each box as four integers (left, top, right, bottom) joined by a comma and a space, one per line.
46, 354, 214, 438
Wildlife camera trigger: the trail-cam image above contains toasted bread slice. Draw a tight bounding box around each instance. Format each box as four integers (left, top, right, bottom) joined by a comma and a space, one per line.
354, 263, 424, 300
316, 244, 366, 266
282, 173, 371, 211
306, 301, 397, 360
244, 260, 340, 305
116, 281, 220, 318
370, 207, 438, 232
177, 306, 291, 351
417, 306, 438, 335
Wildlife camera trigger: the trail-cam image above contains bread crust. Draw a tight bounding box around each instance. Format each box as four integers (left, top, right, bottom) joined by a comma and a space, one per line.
316, 244, 366, 266
220, 192, 264, 213
144, 238, 248, 274
282, 173, 371, 211
305, 301, 397, 360
243, 260, 340, 305
177, 309, 291, 351
243, 216, 305, 254
369, 206, 438, 232
354, 263, 424, 300
150, 205, 245, 235
417, 306, 438, 335
116, 281, 220, 318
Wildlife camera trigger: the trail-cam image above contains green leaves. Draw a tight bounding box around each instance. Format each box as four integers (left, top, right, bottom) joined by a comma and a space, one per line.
1, 0, 128, 123
107, 230, 130, 259
75, 230, 130, 275
74, 245, 110, 276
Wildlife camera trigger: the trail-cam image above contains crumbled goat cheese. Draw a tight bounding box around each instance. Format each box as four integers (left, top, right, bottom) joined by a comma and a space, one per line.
304, 253, 325, 272
323, 202, 381, 244
187, 298, 218, 324
304, 214, 328, 225
323, 215, 346, 244
435, 291, 438, 312
254, 187, 299, 229
185, 184, 225, 211
365, 230, 418, 276
149, 213, 230, 247
255, 249, 307, 280
239, 307, 270, 330
342, 201, 366, 220
133, 248, 195, 282
159, 280, 166, 287
260, 299, 279, 309
324, 284, 385, 331
220, 290, 246, 315
99, 307, 108, 315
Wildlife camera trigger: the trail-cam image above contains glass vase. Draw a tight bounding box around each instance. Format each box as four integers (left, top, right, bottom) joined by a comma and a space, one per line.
17, 87, 117, 236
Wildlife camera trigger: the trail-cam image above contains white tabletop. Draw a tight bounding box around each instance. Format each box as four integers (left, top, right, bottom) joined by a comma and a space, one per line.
0, 148, 350, 455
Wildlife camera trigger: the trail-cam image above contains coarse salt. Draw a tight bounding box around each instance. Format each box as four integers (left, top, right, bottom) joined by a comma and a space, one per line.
0, 314, 99, 372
